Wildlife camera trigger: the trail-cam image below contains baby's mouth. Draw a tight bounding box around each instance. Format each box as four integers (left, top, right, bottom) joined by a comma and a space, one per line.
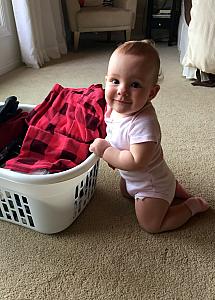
114, 98, 131, 104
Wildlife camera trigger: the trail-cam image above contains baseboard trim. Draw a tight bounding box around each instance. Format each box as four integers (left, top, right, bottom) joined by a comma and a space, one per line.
0, 59, 21, 76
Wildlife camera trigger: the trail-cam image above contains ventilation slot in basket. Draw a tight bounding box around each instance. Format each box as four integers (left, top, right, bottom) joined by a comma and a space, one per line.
0, 190, 35, 228
73, 160, 99, 219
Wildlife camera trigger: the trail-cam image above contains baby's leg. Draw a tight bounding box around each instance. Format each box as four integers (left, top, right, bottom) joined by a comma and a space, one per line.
120, 177, 134, 200
171, 180, 192, 205
174, 180, 191, 199
135, 196, 209, 233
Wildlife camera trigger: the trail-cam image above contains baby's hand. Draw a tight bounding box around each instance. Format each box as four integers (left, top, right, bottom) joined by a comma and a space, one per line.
89, 138, 111, 158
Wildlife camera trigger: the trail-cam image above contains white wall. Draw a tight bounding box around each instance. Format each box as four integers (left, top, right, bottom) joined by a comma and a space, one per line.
0, 0, 21, 76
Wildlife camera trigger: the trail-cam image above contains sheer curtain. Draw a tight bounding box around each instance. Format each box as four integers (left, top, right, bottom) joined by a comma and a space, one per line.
177, 0, 197, 79
177, 0, 209, 81
12, 0, 67, 68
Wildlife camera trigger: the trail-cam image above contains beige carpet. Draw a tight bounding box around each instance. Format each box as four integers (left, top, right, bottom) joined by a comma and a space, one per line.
0, 41, 215, 300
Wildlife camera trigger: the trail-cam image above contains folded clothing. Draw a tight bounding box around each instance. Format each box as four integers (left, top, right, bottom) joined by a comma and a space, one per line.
4, 83, 106, 174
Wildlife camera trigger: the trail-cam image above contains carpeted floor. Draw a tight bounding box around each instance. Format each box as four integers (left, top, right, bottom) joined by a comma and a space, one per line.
0, 40, 215, 300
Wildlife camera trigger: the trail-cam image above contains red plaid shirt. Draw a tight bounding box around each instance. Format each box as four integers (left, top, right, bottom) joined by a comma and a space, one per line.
5, 84, 106, 173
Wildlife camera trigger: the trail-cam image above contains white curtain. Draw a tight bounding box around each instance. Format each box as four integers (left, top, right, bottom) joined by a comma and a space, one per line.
12, 0, 67, 68
177, 0, 197, 79
177, 0, 209, 81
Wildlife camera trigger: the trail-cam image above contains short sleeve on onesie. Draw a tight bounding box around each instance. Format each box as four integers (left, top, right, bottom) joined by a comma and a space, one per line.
105, 102, 161, 150
129, 103, 161, 145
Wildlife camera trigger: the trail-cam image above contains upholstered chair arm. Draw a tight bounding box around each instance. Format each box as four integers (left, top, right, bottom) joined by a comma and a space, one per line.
114, 0, 137, 29
114, 0, 136, 11
65, 0, 80, 31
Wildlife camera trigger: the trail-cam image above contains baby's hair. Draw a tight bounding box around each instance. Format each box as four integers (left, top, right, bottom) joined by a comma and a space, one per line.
114, 40, 163, 84
141, 39, 164, 83
141, 39, 156, 47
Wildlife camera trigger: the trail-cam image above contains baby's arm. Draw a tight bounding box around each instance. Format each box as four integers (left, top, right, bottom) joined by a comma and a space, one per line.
90, 138, 156, 171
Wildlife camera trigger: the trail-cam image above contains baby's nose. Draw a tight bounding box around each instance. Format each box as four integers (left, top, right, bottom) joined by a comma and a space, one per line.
117, 85, 128, 96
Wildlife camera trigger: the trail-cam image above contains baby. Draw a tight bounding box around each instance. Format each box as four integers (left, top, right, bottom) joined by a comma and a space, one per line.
90, 40, 209, 233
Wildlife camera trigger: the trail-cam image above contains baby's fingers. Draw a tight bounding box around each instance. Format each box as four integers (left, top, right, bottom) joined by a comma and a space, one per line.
89, 144, 95, 152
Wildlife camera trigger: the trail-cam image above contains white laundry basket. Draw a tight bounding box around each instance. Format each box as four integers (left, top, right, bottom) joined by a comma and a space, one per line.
0, 104, 100, 234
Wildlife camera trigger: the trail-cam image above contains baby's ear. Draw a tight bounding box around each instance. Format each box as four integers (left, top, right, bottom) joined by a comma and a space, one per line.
148, 84, 160, 101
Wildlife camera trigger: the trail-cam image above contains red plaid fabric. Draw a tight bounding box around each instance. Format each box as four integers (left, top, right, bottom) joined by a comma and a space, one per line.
5, 84, 106, 174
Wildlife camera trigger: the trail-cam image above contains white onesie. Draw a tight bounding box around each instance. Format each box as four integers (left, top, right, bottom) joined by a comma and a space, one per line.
105, 103, 176, 204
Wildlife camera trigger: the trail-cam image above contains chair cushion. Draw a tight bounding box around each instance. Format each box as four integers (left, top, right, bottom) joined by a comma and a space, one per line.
79, 0, 113, 7
77, 7, 132, 29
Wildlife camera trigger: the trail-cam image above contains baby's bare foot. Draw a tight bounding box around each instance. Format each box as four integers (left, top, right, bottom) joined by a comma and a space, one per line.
184, 197, 209, 216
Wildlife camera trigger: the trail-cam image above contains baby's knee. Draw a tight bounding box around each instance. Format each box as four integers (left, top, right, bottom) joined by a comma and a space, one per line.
137, 219, 161, 234
135, 199, 164, 233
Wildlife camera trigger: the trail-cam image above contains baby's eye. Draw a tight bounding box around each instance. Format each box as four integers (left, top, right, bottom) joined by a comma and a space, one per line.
111, 79, 119, 84
131, 82, 142, 88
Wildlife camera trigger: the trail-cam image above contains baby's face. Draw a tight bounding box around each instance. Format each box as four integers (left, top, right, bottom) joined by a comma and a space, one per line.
105, 52, 160, 117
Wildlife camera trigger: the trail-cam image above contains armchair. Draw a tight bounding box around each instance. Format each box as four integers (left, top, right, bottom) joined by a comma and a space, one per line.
65, 0, 137, 50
